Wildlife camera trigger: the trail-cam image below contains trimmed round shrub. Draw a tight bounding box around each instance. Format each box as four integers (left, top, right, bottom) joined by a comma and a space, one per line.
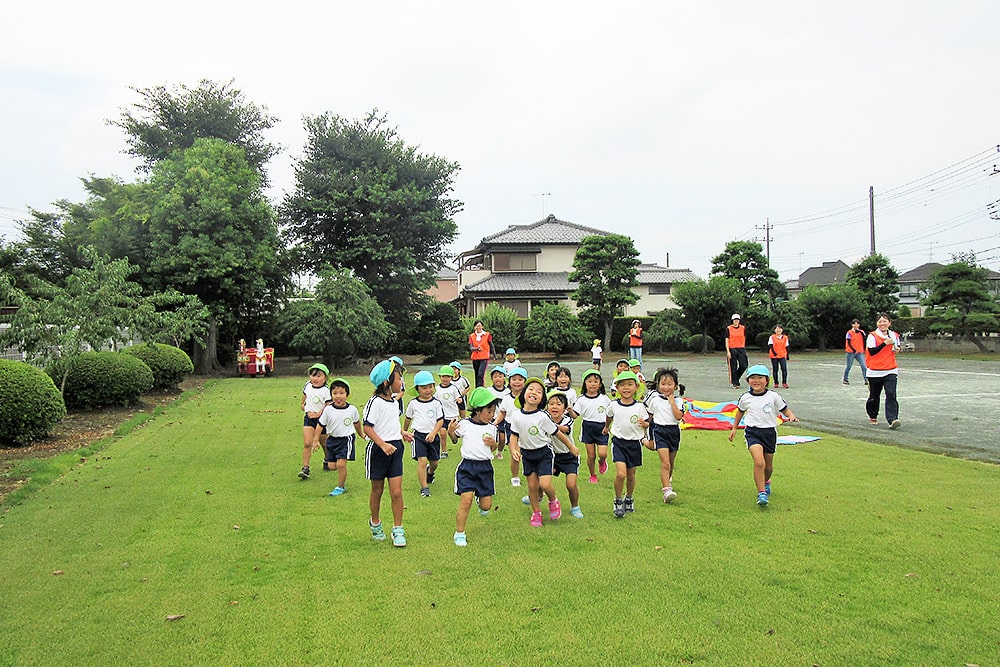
122, 343, 194, 389
0, 360, 67, 445
686, 334, 715, 353
47, 352, 155, 409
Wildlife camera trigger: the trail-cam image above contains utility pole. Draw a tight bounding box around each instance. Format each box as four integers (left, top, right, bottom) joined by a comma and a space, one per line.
869, 186, 876, 255
755, 218, 772, 264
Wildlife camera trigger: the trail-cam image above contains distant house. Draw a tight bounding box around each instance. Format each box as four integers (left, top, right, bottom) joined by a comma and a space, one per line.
786, 260, 850, 299
425, 266, 458, 304
455, 214, 700, 317
898, 262, 1000, 316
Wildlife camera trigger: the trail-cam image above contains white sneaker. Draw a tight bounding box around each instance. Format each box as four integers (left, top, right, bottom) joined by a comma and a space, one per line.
663, 487, 677, 503
511, 477, 521, 487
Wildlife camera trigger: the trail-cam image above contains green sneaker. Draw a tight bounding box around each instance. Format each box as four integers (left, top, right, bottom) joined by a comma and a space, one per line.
370, 521, 386, 541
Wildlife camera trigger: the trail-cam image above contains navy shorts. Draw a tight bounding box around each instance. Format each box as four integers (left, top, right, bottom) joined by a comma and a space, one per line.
454, 459, 495, 497
411, 430, 441, 461
303, 415, 324, 430
650, 423, 681, 452
612, 437, 643, 468
496, 419, 509, 439
553, 452, 580, 476
324, 435, 356, 462
581, 420, 609, 446
521, 446, 554, 478
365, 439, 404, 480
744, 426, 777, 455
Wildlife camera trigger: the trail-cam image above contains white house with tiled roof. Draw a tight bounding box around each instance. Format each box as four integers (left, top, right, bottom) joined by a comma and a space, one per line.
456, 214, 700, 317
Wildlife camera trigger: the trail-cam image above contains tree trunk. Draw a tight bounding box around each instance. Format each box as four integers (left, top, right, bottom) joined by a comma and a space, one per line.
192, 318, 224, 374
603, 319, 613, 355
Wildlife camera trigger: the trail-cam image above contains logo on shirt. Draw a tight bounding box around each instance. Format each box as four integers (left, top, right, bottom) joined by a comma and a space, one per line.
630, 415, 640, 424
342, 417, 353, 426
528, 425, 540, 436
597, 406, 606, 414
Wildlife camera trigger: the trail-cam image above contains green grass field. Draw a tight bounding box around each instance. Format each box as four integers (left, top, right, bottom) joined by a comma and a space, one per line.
1, 376, 998, 666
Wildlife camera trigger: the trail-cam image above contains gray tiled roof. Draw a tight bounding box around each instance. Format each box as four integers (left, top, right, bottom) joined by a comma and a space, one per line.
898, 262, 943, 282
463, 272, 576, 293
480, 214, 610, 246
637, 264, 702, 284
799, 260, 850, 286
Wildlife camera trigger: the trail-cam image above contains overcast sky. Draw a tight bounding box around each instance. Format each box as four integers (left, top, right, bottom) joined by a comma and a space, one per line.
2, 1, 998, 281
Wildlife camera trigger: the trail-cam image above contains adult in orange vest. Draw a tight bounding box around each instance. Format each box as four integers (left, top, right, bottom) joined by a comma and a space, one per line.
865, 313, 901, 429
725, 314, 748, 388
767, 324, 790, 388
843, 319, 868, 385
468, 320, 493, 388
628, 319, 643, 365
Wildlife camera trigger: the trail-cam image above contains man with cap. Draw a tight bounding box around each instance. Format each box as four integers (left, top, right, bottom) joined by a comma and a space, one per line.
725, 314, 749, 388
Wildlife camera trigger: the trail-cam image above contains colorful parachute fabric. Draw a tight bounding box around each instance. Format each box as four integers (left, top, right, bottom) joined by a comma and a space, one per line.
680, 398, 787, 431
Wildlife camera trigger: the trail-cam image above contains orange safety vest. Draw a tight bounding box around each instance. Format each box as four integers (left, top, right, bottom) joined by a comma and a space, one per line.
769, 334, 789, 359
845, 329, 865, 353
629, 327, 643, 347
865, 332, 898, 371
726, 324, 746, 349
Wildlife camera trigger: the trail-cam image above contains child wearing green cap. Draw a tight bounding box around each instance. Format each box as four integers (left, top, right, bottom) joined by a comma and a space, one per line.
435, 365, 463, 458
604, 370, 650, 518
299, 363, 331, 480
448, 387, 501, 546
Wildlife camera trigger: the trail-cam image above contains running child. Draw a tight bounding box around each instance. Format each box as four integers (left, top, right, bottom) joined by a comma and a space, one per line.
553, 367, 577, 406
543, 361, 561, 389
728, 364, 799, 507
502, 348, 522, 375
494, 367, 527, 486
299, 363, 331, 480
435, 365, 463, 458
609, 358, 630, 398
571, 369, 611, 484
403, 370, 445, 498
643, 368, 685, 503
604, 370, 650, 518
318, 377, 363, 496
546, 392, 584, 518
448, 387, 501, 547
364, 359, 414, 546
487, 365, 510, 458
628, 359, 647, 400
591, 338, 603, 370
507, 377, 576, 527
449, 361, 471, 419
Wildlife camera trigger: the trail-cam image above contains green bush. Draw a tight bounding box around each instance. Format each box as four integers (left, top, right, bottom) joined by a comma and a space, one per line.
0, 360, 67, 445
47, 352, 155, 409
122, 343, 194, 389
755, 331, 771, 351
687, 334, 715, 353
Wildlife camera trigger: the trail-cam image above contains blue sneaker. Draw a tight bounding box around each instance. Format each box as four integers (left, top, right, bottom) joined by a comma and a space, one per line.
764, 482, 771, 496
370, 521, 386, 541
521, 495, 531, 505
570, 506, 584, 518
453, 532, 467, 547
329, 486, 346, 496
757, 492, 769, 506
391, 526, 406, 547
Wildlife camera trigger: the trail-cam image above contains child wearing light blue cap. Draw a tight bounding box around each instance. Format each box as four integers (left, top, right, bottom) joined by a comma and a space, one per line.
502, 347, 521, 375
364, 359, 413, 547
403, 370, 445, 498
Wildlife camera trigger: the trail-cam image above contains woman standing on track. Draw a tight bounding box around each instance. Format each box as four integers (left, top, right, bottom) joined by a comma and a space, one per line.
865, 313, 901, 429
468, 320, 493, 387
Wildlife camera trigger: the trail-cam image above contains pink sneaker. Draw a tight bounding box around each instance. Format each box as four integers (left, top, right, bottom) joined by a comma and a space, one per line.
529, 511, 543, 527
598, 460, 608, 475
589, 474, 598, 484
548, 499, 561, 520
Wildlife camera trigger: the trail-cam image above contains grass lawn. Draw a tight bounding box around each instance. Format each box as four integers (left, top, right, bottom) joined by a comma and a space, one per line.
1, 375, 998, 666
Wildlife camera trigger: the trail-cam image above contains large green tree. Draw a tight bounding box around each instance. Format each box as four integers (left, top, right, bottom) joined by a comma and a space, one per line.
111, 79, 279, 183
672, 276, 742, 353
796, 284, 868, 351
569, 234, 641, 349
846, 253, 899, 320
281, 110, 461, 324
710, 241, 786, 312
922, 262, 1000, 351
523, 302, 589, 356
141, 138, 288, 372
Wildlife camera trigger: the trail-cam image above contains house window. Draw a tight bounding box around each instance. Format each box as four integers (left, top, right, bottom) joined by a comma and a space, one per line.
648, 284, 671, 295
491, 253, 536, 272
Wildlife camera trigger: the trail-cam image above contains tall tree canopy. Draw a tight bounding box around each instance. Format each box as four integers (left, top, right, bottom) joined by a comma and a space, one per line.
673, 276, 742, 353
281, 110, 461, 324
796, 284, 867, 351
922, 261, 999, 350
111, 79, 279, 183
569, 234, 641, 349
846, 253, 899, 320
710, 240, 786, 311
